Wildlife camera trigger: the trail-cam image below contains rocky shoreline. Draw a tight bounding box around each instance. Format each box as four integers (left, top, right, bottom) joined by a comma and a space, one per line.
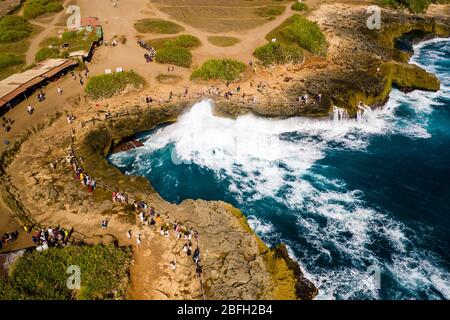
74, 101, 318, 299
1, 3, 449, 300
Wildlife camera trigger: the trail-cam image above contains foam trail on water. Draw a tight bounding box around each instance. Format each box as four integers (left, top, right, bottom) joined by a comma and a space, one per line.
109, 38, 450, 300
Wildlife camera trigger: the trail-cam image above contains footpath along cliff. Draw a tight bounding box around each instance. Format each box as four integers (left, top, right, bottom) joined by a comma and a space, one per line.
1, 3, 449, 300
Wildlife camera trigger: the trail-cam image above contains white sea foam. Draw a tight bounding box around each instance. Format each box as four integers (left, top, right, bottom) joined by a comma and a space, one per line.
109, 38, 450, 300
247, 216, 276, 237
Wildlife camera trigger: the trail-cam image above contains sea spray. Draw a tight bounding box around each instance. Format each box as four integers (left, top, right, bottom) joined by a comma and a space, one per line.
109, 39, 450, 300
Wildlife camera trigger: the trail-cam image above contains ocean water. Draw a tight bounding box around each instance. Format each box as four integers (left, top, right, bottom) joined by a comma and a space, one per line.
109, 38, 450, 300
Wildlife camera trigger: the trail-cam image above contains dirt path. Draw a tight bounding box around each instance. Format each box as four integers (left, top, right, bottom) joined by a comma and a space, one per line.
25, 0, 72, 65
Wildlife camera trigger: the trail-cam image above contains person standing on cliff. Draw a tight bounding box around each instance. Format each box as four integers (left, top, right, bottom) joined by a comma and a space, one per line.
136, 234, 141, 246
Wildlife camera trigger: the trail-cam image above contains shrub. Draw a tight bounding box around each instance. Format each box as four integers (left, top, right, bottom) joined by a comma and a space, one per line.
35, 47, 61, 61
291, 2, 309, 11
0, 15, 32, 43
0, 53, 24, 69
23, 0, 64, 19
155, 46, 192, 67
255, 6, 285, 18
254, 42, 303, 66
0, 244, 131, 300
134, 18, 185, 34
280, 15, 327, 55
164, 35, 201, 48
85, 71, 145, 99
191, 59, 246, 81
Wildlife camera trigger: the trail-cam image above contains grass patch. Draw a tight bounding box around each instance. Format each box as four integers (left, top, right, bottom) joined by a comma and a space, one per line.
164, 34, 201, 48
155, 46, 192, 67
35, 47, 63, 61
0, 52, 23, 80
377, 0, 447, 13
255, 5, 285, 18
0, 52, 23, 69
291, 2, 308, 11
0, 244, 131, 300
266, 14, 327, 56
254, 42, 303, 66
191, 59, 246, 81
156, 74, 182, 84
85, 71, 145, 99
23, 0, 63, 19
147, 34, 200, 50
0, 22, 42, 79
207, 36, 240, 47
134, 18, 184, 34
40, 29, 101, 54
0, 15, 32, 43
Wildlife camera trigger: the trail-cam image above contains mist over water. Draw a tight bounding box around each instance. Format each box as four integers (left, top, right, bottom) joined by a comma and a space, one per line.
109, 38, 450, 300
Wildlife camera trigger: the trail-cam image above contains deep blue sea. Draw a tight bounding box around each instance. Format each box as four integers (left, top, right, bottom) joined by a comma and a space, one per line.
109, 38, 450, 300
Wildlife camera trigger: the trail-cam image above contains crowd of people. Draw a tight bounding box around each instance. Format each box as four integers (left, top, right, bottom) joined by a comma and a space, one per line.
65, 146, 205, 279
31, 226, 72, 251
66, 149, 98, 193
70, 69, 88, 86
138, 40, 156, 63
1, 116, 13, 133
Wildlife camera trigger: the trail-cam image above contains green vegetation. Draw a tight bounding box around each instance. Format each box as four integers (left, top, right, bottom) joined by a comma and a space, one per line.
39, 30, 101, 60
291, 2, 308, 11
267, 15, 327, 56
155, 46, 192, 67
191, 59, 246, 81
254, 42, 303, 66
207, 36, 240, 47
134, 18, 185, 34
378, 0, 449, 13
147, 34, 201, 50
0, 244, 131, 300
255, 5, 285, 18
0, 52, 23, 69
0, 15, 32, 43
85, 71, 145, 99
35, 47, 62, 61
164, 34, 201, 48
0, 17, 39, 79
45, 30, 101, 51
23, 0, 64, 19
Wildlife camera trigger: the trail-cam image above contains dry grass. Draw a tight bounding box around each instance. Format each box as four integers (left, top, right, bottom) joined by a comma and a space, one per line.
155, 73, 182, 84
150, 0, 292, 33
207, 36, 240, 47
134, 18, 185, 34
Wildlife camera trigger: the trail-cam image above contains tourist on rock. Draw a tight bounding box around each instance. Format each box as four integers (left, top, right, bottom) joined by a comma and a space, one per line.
136, 234, 141, 246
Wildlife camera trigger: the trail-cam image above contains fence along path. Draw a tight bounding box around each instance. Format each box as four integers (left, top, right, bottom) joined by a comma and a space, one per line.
70, 114, 206, 300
